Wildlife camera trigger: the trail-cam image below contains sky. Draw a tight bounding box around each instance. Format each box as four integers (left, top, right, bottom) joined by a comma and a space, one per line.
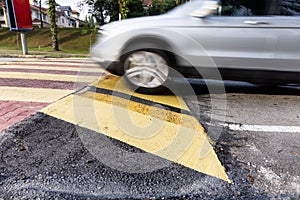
42, 0, 89, 20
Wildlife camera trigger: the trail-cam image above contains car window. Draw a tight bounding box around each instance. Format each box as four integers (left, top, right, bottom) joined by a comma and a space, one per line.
0, 7, 4, 16
168, 0, 205, 16
281, 0, 300, 15
218, 0, 300, 16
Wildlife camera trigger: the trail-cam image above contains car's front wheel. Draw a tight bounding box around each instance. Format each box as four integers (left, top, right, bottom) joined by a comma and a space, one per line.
122, 50, 170, 94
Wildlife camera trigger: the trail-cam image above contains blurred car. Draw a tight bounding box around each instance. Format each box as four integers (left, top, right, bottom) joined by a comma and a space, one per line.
91, 0, 300, 93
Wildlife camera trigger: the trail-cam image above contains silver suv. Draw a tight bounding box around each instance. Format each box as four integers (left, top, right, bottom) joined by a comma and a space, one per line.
91, 0, 300, 93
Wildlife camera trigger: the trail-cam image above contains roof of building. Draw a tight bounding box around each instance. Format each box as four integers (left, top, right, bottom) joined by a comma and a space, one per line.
58, 6, 72, 11
30, 4, 48, 13
72, 10, 80, 14
144, 0, 153, 6
56, 10, 67, 17
143, 0, 163, 6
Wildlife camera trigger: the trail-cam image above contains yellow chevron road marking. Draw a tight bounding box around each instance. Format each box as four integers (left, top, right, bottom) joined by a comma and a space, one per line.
80, 91, 202, 131
42, 94, 230, 182
90, 75, 190, 111
42, 74, 231, 183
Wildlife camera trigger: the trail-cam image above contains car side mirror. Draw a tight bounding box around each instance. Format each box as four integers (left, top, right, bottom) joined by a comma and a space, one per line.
191, 0, 220, 18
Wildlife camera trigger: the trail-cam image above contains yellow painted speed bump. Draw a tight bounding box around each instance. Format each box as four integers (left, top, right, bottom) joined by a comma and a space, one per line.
42, 74, 231, 183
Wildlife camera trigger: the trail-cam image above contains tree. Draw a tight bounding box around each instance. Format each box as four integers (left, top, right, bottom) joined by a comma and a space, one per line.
80, 0, 144, 25
39, 0, 43, 28
83, 16, 98, 28
125, 0, 145, 19
0, 1, 2, 27
105, 0, 119, 22
88, 0, 106, 25
147, 0, 178, 16
79, 0, 117, 25
47, 0, 59, 51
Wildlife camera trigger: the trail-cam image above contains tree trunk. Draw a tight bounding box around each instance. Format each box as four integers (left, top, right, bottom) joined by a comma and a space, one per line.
99, 6, 105, 25
39, 0, 43, 28
48, 0, 59, 51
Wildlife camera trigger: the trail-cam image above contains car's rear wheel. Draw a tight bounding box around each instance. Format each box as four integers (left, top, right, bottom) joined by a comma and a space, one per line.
122, 50, 170, 94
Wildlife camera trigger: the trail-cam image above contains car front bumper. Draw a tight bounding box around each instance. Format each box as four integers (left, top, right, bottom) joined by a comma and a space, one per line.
92, 56, 122, 76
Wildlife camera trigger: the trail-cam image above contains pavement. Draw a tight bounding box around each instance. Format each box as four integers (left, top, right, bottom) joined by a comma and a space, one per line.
0, 57, 104, 131
0, 101, 48, 131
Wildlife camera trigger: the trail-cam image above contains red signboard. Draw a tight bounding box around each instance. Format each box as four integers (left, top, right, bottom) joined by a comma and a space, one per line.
5, 0, 33, 31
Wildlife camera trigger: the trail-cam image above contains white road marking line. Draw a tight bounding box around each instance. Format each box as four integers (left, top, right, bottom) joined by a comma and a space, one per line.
221, 123, 300, 133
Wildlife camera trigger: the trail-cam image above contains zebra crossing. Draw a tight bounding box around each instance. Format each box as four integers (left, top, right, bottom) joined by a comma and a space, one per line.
0, 57, 230, 182
0, 58, 104, 131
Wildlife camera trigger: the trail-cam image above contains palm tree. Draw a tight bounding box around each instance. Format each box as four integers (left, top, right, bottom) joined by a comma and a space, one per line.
47, 0, 59, 50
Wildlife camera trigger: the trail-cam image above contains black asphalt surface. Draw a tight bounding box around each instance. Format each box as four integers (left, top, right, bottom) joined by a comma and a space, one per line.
1, 79, 300, 199
0, 112, 275, 199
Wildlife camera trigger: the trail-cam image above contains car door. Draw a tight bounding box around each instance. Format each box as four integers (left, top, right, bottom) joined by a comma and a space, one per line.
184, 0, 300, 81
191, 15, 279, 71
268, 16, 300, 73
202, 15, 300, 73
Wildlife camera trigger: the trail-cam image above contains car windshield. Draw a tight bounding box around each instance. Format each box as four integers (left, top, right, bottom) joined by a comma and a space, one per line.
167, 0, 207, 16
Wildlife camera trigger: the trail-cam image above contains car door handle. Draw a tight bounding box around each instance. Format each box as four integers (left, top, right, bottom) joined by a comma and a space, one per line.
244, 20, 270, 25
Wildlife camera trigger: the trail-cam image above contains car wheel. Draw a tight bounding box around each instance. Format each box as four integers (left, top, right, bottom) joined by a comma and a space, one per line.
122, 50, 171, 94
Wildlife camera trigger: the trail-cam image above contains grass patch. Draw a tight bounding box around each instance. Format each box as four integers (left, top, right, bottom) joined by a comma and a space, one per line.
0, 28, 98, 55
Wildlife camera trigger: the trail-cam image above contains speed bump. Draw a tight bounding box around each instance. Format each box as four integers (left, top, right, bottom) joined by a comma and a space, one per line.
42, 74, 231, 183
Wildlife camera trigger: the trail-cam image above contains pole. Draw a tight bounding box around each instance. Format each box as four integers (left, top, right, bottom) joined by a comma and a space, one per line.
39, 0, 43, 28
119, 0, 122, 20
20, 32, 28, 55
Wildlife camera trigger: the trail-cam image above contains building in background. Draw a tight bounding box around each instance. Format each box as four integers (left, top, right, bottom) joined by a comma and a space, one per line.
30, 3, 50, 27
0, 0, 82, 28
72, 10, 81, 28
0, 2, 8, 27
56, 5, 82, 28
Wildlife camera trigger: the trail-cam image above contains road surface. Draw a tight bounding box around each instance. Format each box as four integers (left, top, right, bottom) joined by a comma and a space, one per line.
0, 58, 299, 199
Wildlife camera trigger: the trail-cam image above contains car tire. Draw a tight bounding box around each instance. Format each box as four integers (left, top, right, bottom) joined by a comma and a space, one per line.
121, 49, 172, 94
